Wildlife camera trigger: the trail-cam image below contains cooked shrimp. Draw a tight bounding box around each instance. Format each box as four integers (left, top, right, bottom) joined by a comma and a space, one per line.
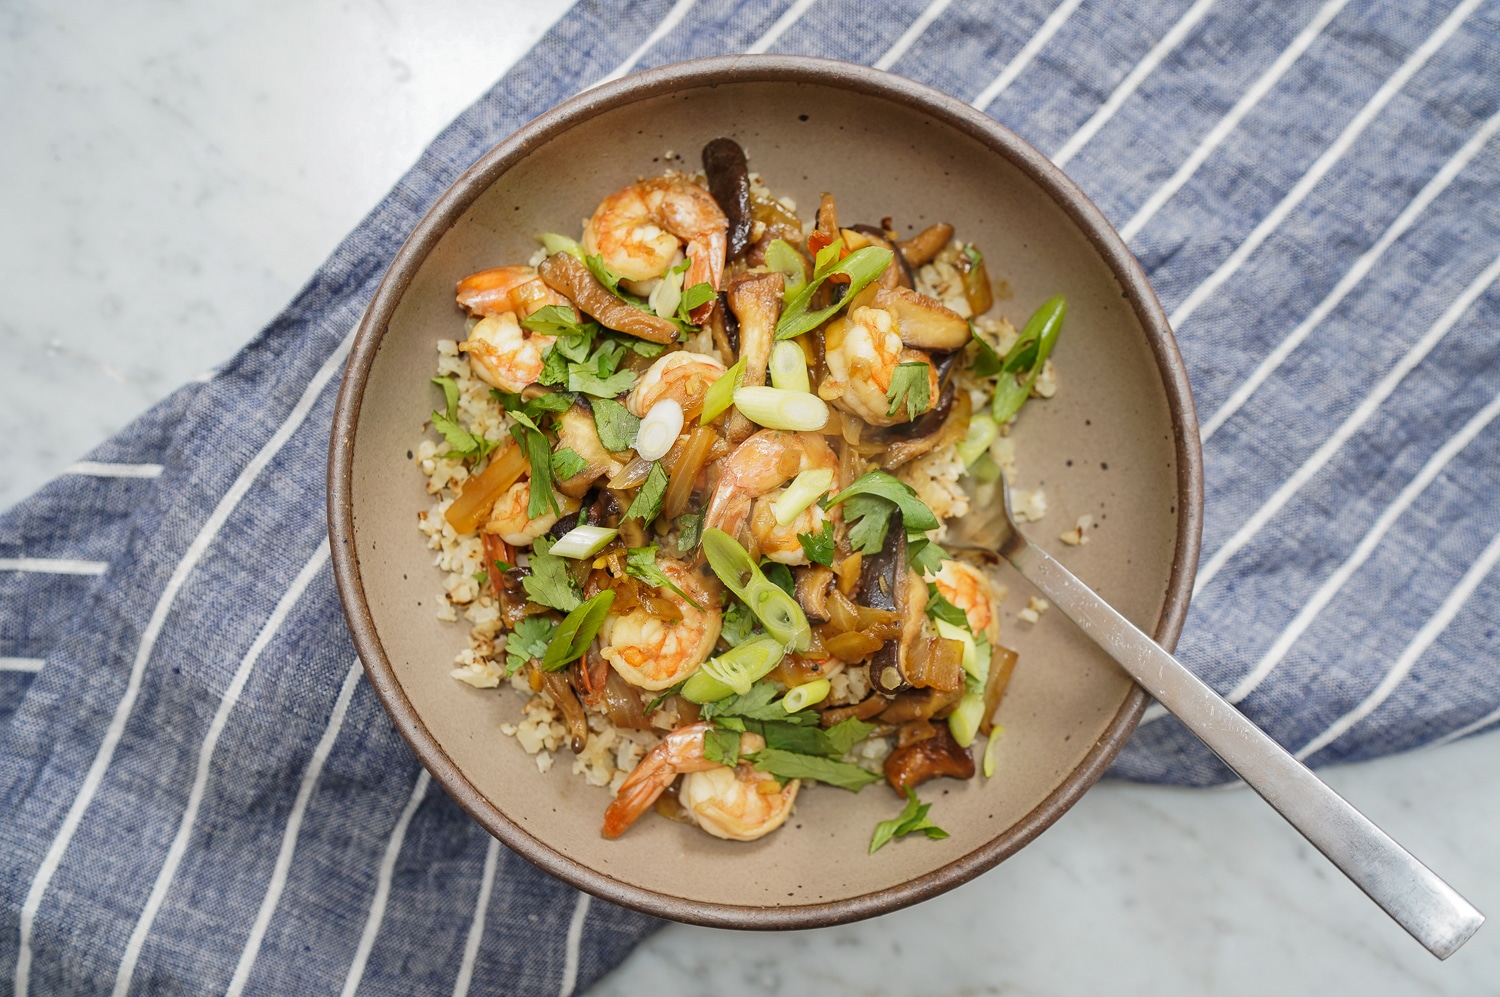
626, 350, 726, 418
484, 480, 580, 546
926, 559, 1000, 643
456, 265, 569, 319
704, 430, 838, 546
679, 763, 799, 841
819, 304, 939, 427
599, 558, 722, 691
749, 490, 833, 565
582, 177, 727, 320
603, 722, 766, 838
459, 312, 555, 393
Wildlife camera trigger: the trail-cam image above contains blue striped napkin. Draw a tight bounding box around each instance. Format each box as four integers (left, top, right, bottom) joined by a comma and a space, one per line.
4, 0, 1499, 992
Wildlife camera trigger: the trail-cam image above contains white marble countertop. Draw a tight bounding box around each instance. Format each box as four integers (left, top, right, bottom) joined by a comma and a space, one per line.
3, 3, 1496, 993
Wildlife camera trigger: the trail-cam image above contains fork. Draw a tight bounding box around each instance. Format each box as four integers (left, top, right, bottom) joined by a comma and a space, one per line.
943, 475, 1484, 959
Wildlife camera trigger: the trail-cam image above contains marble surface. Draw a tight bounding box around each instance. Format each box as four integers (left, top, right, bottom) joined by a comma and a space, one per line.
2, 3, 1496, 994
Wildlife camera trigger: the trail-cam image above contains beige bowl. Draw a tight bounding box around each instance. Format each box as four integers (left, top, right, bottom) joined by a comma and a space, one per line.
328, 56, 1202, 928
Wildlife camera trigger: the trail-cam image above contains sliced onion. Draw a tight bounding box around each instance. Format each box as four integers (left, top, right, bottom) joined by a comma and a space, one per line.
606, 454, 654, 490
549, 525, 619, 559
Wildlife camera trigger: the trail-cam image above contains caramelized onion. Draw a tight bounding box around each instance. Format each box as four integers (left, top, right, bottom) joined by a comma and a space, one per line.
663, 425, 717, 520
608, 455, 654, 491
980, 644, 1019, 736
819, 692, 888, 727
905, 635, 967, 692
444, 443, 528, 533
823, 631, 884, 662
602, 670, 652, 730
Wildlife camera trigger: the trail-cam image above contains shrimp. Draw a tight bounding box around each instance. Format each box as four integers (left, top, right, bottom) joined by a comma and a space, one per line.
926, 559, 1000, 643
626, 350, 726, 418
484, 480, 581, 546
679, 763, 799, 841
818, 304, 939, 427
603, 722, 796, 840
459, 312, 555, 393
749, 490, 833, 565
456, 265, 569, 319
582, 177, 727, 321
599, 558, 722, 691
703, 430, 839, 548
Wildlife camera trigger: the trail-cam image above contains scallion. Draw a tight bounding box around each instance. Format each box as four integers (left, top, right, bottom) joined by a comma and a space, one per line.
782, 678, 831, 713
701, 528, 812, 652
700, 357, 745, 424
732, 385, 829, 432
548, 525, 619, 560
539, 232, 582, 257
768, 341, 811, 393
954, 413, 999, 467
686, 634, 786, 700
982, 724, 1004, 778
771, 467, 835, 526
933, 618, 981, 680
634, 399, 684, 461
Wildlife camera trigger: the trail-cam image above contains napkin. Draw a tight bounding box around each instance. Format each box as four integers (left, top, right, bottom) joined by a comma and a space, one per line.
4, 0, 1498, 992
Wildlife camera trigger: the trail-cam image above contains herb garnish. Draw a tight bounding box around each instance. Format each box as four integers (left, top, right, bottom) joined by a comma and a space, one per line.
540, 590, 614, 671
869, 788, 949, 853
885, 361, 931, 420
550, 447, 588, 481
625, 545, 703, 609
625, 462, 669, 524
774, 241, 894, 341
797, 520, 835, 567
520, 537, 581, 613
751, 748, 882, 792
827, 469, 940, 554
504, 615, 556, 676
591, 397, 640, 452
702, 726, 743, 766
429, 376, 501, 461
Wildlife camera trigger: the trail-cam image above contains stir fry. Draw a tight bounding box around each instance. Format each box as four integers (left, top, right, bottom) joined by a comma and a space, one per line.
416, 137, 1065, 849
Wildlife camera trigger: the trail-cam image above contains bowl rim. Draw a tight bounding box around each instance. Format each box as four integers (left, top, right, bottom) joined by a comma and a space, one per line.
328, 53, 1204, 930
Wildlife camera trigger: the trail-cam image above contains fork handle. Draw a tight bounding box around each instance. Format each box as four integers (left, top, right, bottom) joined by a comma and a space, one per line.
1006, 537, 1484, 959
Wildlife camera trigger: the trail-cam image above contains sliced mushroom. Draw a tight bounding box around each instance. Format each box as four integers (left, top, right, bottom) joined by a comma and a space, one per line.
875, 286, 971, 351
702, 138, 753, 260
536, 252, 679, 344
856, 510, 928, 695
898, 222, 954, 268
819, 691, 889, 727
875, 384, 971, 471
794, 564, 836, 622
884, 722, 974, 793
539, 670, 589, 754
850, 224, 913, 289
722, 270, 784, 443
553, 402, 624, 497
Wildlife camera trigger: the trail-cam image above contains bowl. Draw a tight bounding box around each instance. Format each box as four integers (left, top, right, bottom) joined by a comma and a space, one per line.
328, 55, 1202, 928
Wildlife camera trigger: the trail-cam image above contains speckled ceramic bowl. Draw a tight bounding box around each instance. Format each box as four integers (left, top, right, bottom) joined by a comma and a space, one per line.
328, 55, 1202, 929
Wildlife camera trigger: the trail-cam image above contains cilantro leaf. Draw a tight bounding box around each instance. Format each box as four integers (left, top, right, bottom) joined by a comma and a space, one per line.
906, 537, 949, 577
509, 423, 560, 520
433, 375, 461, 417
642, 679, 687, 715
842, 494, 897, 555
925, 585, 971, 630
797, 520, 835, 566
828, 470, 941, 554
521, 304, 590, 339
591, 397, 640, 452
823, 717, 879, 756
550, 447, 589, 481
677, 512, 704, 551
702, 726, 742, 766
568, 364, 637, 398
429, 376, 501, 461
538, 347, 570, 386
968, 328, 1004, 378
584, 254, 629, 297
775, 244, 894, 341
700, 682, 820, 727
625, 462, 669, 524
751, 748, 882, 792
679, 281, 716, 317
869, 788, 949, 854
505, 615, 556, 676
521, 537, 581, 613
762, 561, 795, 597
885, 361, 932, 420
541, 589, 614, 671
719, 599, 756, 647
491, 387, 575, 425
624, 545, 703, 609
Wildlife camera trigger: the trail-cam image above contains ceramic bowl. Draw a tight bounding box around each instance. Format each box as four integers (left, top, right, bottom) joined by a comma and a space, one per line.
328, 55, 1202, 928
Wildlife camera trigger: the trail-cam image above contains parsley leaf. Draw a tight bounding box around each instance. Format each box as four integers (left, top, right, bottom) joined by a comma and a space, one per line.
843, 494, 897, 555
677, 512, 704, 551
869, 788, 949, 854
491, 387, 575, 425
719, 599, 756, 647
504, 615, 556, 676
885, 361, 932, 420
550, 447, 589, 481
762, 561, 795, 597
797, 520, 835, 566
823, 717, 879, 756
568, 365, 637, 398
679, 281, 716, 317
429, 376, 501, 461
509, 423, 561, 520
521, 304, 591, 339
584, 253, 629, 297
751, 748, 882, 792
541, 589, 614, 671
925, 585, 971, 630
624, 545, 703, 609
906, 537, 949, 577
702, 725, 743, 766
828, 470, 941, 555
521, 537, 581, 613
591, 397, 640, 452
625, 462, 669, 524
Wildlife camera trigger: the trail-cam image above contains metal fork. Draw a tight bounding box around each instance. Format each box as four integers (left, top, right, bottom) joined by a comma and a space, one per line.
944, 476, 1483, 959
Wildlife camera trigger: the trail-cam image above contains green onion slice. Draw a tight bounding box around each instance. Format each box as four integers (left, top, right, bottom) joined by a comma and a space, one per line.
768, 341, 811, 393
992, 294, 1066, 423
982, 724, 1004, 778
700, 357, 746, 424
772, 467, 835, 526
695, 634, 787, 697
732, 386, 829, 432
702, 528, 812, 652
782, 678, 831, 713
539, 232, 582, 257
548, 525, 619, 560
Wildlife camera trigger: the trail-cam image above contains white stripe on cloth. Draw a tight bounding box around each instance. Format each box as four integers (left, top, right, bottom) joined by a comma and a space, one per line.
64, 462, 165, 479
593, 0, 699, 86
225, 658, 364, 997
1166, 0, 1483, 332
746, 0, 819, 54
557, 892, 592, 997
340, 769, 432, 997
872, 0, 954, 71
0, 658, 45, 673
0, 557, 108, 576
1199, 106, 1500, 442
111, 541, 332, 997
1118, 0, 1351, 241
969, 0, 1085, 110
14, 326, 354, 997
1142, 383, 1500, 726
1425, 702, 1500, 751
1192, 248, 1500, 596
1294, 525, 1500, 761
451, 838, 503, 997
1050, 0, 1218, 167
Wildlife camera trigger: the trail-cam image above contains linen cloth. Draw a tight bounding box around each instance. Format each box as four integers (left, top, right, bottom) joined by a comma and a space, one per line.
4, 0, 1500, 992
